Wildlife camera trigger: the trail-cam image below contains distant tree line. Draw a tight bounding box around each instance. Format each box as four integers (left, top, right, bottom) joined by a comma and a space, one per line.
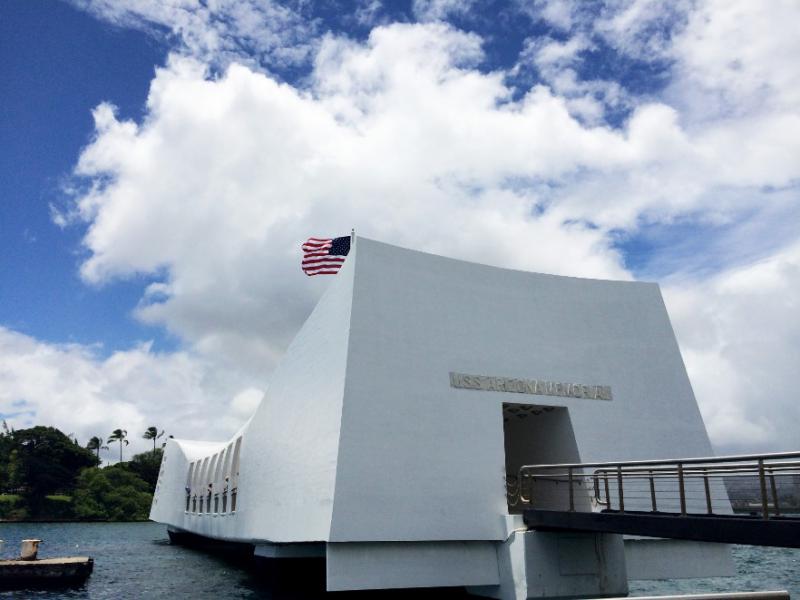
0, 422, 168, 522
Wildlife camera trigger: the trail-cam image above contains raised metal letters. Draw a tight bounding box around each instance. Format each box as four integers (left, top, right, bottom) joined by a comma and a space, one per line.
449, 372, 612, 401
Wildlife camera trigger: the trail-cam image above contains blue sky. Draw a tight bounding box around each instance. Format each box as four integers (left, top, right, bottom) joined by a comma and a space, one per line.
0, 0, 703, 352
1, 0, 168, 350
1, 0, 798, 456
2, 0, 639, 355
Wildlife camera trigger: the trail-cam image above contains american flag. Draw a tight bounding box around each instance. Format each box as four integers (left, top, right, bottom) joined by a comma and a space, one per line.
301, 236, 351, 276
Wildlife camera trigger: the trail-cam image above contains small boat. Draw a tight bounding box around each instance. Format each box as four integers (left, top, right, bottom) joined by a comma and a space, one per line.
0, 539, 93, 589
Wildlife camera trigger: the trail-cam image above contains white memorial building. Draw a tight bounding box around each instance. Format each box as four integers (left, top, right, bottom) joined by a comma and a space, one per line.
151, 237, 732, 599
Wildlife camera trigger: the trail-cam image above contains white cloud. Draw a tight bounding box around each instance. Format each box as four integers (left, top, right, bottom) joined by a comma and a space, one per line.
515, 34, 631, 124
519, 0, 693, 63
0, 328, 264, 462
515, 0, 581, 31
412, 0, 476, 22
36, 5, 800, 454
69, 26, 642, 375
668, 0, 800, 120
593, 0, 693, 60
69, 0, 317, 70
230, 387, 265, 419
665, 241, 800, 453
354, 0, 386, 28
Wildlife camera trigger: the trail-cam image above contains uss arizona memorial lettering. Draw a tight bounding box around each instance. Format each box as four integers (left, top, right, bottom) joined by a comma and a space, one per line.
449, 372, 613, 401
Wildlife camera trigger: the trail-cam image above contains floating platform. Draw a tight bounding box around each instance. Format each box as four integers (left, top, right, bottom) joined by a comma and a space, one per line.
0, 556, 94, 588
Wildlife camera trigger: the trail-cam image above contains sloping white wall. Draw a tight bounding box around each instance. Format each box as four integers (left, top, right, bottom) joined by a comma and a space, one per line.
151, 252, 356, 542
329, 239, 719, 542
234, 251, 357, 542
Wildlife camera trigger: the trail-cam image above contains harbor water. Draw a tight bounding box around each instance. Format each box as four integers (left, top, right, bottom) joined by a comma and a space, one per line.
0, 522, 798, 598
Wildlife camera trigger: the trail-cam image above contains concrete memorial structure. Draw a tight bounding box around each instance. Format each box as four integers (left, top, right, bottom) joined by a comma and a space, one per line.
151, 237, 733, 599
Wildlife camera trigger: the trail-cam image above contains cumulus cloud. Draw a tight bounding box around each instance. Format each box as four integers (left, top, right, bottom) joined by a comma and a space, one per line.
667, 0, 800, 121
515, 34, 631, 124
665, 241, 800, 453
69, 25, 640, 375
0, 328, 263, 461
29, 2, 800, 453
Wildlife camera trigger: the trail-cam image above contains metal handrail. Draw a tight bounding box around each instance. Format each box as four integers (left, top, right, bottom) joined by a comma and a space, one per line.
512, 450, 800, 520
531, 467, 800, 479
518, 450, 800, 472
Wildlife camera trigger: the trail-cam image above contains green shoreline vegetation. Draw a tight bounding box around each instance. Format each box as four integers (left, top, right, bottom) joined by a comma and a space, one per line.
0, 423, 165, 522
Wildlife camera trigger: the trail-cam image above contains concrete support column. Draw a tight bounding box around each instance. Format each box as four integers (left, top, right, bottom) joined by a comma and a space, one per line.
469, 530, 628, 600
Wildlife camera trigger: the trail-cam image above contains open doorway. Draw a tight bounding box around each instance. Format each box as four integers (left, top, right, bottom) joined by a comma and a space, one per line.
502, 403, 587, 513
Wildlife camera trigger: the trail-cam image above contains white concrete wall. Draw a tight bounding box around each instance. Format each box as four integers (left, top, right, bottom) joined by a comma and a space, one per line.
326, 541, 500, 591
468, 530, 628, 600
154, 237, 727, 551
151, 253, 357, 542
625, 538, 734, 579
233, 252, 356, 542
329, 238, 723, 542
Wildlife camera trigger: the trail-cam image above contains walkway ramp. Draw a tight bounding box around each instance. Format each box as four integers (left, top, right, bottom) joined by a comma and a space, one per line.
512, 451, 800, 549
525, 509, 800, 548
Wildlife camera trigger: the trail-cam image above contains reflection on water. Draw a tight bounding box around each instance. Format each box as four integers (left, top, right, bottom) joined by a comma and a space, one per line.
0, 522, 797, 599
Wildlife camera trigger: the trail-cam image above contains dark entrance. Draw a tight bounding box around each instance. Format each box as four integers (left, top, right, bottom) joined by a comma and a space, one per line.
502, 403, 586, 512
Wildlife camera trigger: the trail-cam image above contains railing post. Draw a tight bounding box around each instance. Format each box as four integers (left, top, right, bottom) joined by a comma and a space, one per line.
593, 474, 600, 503
649, 470, 657, 512
769, 468, 780, 517
604, 472, 610, 509
519, 471, 528, 505
617, 465, 624, 513
703, 469, 712, 514
515, 470, 523, 505
568, 467, 575, 512
758, 459, 769, 519
678, 463, 686, 516
527, 472, 534, 505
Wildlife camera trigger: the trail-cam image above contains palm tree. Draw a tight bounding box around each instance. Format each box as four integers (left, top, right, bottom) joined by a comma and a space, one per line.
107, 429, 129, 462
143, 426, 164, 453
86, 436, 108, 461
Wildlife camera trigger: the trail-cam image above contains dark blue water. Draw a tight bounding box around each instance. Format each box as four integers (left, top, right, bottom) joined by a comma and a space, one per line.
630, 544, 800, 598
0, 522, 277, 599
0, 522, 798, 598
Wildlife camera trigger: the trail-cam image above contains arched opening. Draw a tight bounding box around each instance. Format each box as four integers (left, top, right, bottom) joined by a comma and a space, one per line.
185, 462, 195, 512
197, 457, 209, 513
212, 448, 226, 513
206, 454, 218, 513
221, 442, 234, 512
230, 437, 242, 512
